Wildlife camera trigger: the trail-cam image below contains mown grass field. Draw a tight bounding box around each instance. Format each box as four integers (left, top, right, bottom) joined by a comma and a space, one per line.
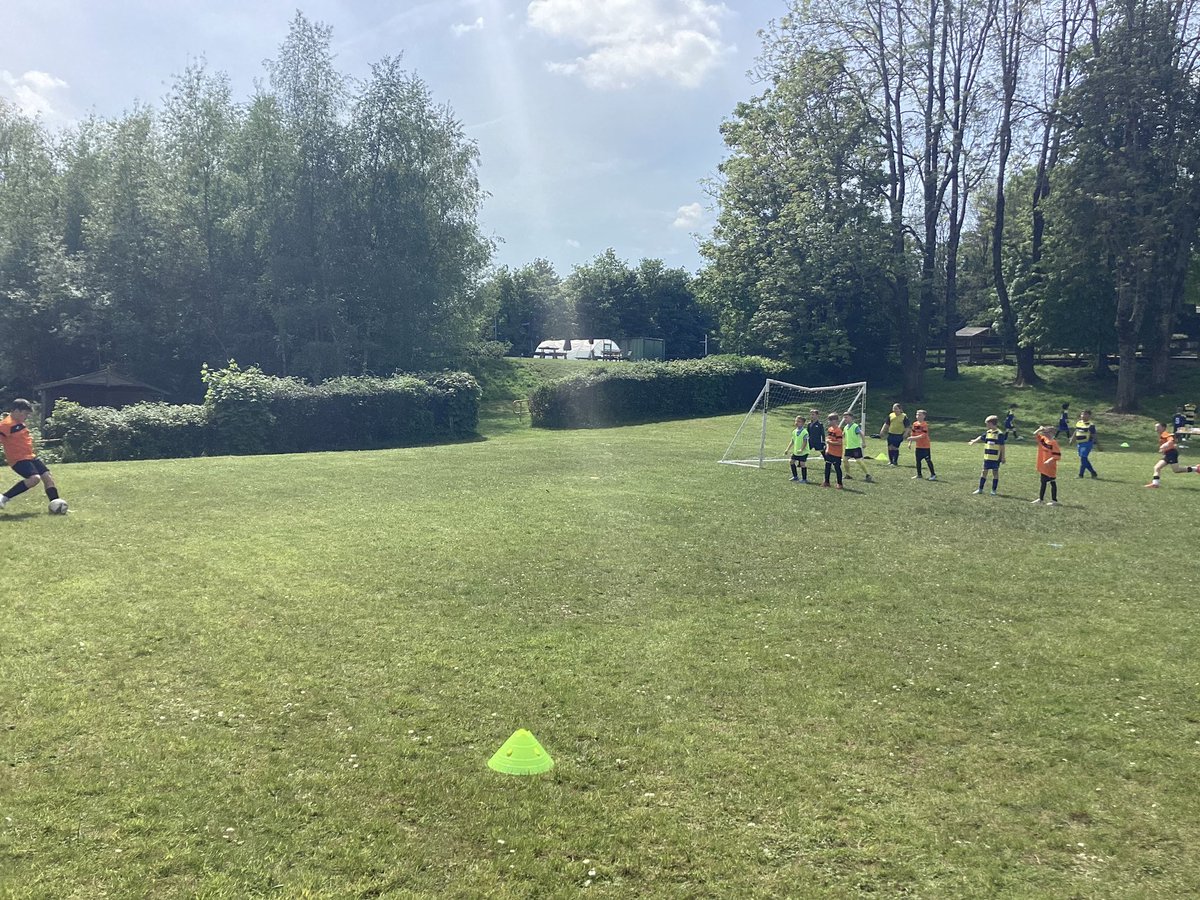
2, 365, 1199, 898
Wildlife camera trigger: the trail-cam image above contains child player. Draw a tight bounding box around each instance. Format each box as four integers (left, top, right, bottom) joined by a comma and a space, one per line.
840, 411, 874, 482
878, 403, 909, 466
805, 408, 826, 457
1031, 425, 1061, 505
0, 399, 67, 513
784, 415, 811, 483
968, 415, 1006, 495
1172, 406, 1187, 444
1004, 405, 1021, 440
907, 409, 936, 480
1145, 423, 1199, 488
1070, 409, 1100, 478
1054, 403, 1071, 440
822, 413, 844, 489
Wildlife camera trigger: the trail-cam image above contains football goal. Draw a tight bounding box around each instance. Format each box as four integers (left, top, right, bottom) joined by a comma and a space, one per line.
719, 379, 868, 467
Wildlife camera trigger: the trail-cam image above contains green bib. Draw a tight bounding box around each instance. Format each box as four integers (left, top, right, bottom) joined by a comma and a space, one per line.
844, 422, 863, 450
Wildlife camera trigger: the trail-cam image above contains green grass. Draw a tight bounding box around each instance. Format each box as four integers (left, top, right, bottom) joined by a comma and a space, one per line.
3, 367, 1200, 897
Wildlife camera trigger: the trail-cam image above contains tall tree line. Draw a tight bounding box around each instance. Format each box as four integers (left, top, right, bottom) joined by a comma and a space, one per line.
702, 0, 1200, 409
0, 13, 491, 399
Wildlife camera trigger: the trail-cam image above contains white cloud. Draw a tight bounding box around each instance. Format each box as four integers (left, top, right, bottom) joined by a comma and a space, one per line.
565, 238, 581, 248
673, 201, 704, 229
1, 69, 70, 122
527, 0, 732, 89
451, 17, 485, 36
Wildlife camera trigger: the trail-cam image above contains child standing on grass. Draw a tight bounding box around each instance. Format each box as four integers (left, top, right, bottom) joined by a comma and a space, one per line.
1031, 426, 1061, 505
805, 408, 826, 457
0, 399, 66, 514
822, 413, 844, 489
907, 409, 936, 480
1070, 409, 1100, 478
879, 403, 910, 466
1054, 403, 1071, 440
1004, 406, 1021, 441
784, 415, 811, 483
840, 411, 874, 482
1145, 424, 1198, 488
968, 415, 1006, 495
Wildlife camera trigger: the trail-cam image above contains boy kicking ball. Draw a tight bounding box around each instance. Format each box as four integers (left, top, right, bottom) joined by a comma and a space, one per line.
1145, 424, 1198, 488
0, 399, 68, 514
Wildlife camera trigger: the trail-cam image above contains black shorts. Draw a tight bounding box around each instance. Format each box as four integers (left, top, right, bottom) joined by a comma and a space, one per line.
12, 458, 49, 478
823, 453, 843, 464
915, 447, 932, 461
790, 454, 809, 463
1164, 449, 1179, 465
887, 434, 904, 448
982, 460, 1001, 471
845, 448, 863, 459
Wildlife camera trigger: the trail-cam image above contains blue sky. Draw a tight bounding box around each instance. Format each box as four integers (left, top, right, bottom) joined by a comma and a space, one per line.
2, 0, 786, 276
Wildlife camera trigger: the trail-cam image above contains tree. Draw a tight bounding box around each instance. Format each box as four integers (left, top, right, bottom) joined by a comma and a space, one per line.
635, 259, 711, 359
479, 260, 568, 354
700, 44, 892, 376
1055, 0, 1200, 409
343, 55, 492, 371
566, 250, 640, 339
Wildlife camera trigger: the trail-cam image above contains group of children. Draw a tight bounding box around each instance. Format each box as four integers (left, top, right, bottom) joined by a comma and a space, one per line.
783, 409, 875, 488
781, 400, 1198, 501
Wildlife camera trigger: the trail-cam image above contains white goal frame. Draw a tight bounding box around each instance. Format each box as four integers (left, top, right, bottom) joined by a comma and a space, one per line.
719, 379, 868, 468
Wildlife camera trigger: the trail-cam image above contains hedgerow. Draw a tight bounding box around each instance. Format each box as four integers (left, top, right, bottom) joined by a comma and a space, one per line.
528, 355, 794, 428
45, 363, 480, 461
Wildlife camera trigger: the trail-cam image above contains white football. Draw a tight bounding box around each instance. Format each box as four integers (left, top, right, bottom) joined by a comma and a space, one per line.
48, 499, 69, 515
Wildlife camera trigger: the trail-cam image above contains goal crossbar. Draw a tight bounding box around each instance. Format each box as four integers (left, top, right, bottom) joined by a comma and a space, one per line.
719, 378, 868, 468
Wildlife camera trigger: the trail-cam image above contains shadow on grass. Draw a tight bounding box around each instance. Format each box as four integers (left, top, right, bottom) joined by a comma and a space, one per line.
1, 510, 42, 521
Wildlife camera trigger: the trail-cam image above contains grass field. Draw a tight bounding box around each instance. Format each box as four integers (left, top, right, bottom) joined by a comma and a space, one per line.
3, 366, 1200, 897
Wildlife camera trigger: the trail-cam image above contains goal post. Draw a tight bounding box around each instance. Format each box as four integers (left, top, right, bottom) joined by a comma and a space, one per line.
719, 379, 868, 467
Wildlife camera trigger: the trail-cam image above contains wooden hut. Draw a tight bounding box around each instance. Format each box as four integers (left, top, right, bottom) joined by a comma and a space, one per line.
954, 326, 994, 365
34, 368, 168, 418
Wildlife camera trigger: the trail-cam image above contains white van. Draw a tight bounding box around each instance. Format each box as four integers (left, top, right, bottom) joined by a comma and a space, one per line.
533, 338, 624, 360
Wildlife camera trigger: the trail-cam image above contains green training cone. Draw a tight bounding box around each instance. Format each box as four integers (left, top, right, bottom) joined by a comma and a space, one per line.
1120, 442, 1130, 448
488, 728, 554, 775
875, 452, 888, 461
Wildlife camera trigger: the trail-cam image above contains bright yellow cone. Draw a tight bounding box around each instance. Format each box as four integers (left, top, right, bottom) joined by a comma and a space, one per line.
488, 728, 554, 775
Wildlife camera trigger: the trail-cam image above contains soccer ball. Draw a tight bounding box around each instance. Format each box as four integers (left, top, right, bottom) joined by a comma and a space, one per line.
48, 499, 69, 515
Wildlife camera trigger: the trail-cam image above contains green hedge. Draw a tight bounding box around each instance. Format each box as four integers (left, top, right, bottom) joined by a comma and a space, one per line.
45, 366, 480, 462
46, 401, 211, 462
528, 355, 793, 429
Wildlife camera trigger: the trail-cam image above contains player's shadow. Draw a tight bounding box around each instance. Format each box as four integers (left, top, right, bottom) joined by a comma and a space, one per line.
1, 511, 40, 521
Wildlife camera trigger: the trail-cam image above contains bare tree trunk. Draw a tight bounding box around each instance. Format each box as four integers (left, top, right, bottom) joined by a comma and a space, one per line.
1115, 330, 1139, 411
1113, 277, 1149, 411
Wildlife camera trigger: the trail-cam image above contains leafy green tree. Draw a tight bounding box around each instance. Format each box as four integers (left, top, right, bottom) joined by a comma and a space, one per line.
81, 107, 181, 387
342, 56, 491, 371
566, 250, 640, 339
0, 100, 62, 388
699, 47, 892, 376
635, 259, 711, 359
479, 260, 568, 354
1054, 0, 1200, 409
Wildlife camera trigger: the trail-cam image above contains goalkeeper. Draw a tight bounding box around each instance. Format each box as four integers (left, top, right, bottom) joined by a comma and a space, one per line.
839, 411, 874, 482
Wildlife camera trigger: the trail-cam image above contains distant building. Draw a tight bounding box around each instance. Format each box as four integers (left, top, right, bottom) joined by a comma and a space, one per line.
34, 367, 168, 418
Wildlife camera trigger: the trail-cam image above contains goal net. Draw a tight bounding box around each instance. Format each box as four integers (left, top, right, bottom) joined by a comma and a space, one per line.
719, 379, 868, 467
